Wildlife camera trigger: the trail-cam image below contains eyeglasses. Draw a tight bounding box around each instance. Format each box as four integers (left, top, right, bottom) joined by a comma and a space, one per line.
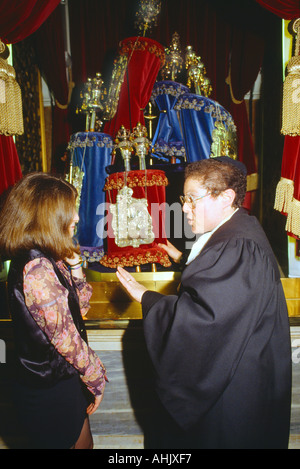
179, 193, 211, 206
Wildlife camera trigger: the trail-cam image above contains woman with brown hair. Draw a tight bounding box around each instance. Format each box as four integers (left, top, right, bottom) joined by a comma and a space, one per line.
0, 172, 106, 449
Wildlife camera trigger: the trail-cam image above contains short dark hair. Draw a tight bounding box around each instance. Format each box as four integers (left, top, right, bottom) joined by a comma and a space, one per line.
184, 158, 247, 208
0, 172, 79, 261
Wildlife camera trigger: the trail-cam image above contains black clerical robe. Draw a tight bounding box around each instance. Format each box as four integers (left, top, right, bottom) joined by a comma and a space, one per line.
142, 208, 292, 449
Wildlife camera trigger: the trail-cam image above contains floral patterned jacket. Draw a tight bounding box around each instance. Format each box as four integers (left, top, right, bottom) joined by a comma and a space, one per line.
23, 257, 106, 397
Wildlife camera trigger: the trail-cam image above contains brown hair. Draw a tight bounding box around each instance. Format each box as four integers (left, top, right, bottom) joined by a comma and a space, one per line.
0, 172, 79, 261
184, 158, 247, 208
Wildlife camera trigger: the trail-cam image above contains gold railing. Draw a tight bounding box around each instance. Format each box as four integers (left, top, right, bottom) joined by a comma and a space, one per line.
1, 272, 300, 325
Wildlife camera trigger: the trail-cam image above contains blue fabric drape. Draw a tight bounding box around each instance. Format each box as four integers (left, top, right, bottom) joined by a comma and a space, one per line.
151, 81, 190, 161
68, 132, 113, 262
175, 93, 236, 162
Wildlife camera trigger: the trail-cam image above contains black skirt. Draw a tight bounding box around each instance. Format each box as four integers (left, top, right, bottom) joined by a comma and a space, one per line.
14, 374, 90, 449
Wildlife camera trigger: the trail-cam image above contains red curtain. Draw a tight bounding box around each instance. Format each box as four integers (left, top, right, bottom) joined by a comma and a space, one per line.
0, 0, 61, 44
68, 0, 130, 84
255, 0, 300, 19
31, 4, 71, 170
224, 28, 264, 184
0, 136, 22, 195
0, 0, 61, 196
274, 136, 299, 217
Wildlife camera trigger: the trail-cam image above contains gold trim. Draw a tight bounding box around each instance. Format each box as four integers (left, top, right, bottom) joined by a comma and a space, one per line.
99, 248, 172, 269
104, 171, 168, 191
119, 38, 165, 68
1, 275, 300, 321
85, 270, 180, 282
225, 66, 244, 105
55, 66, 74, 110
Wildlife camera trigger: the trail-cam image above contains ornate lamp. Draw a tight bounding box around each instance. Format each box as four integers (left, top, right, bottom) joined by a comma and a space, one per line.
112, 126, 134, 172
161, 32, 183, 81
185, 45, 212, 97
130, 122, 150, 170
135, 0, 162, 37
77, 73, 106, 132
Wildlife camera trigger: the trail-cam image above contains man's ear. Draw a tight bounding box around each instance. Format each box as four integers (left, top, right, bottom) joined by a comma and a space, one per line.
221, 188, 236, 208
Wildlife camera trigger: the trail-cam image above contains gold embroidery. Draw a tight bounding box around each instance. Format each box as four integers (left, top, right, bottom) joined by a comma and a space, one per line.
100, 248, 172, 268
119, 38, 165, 67
104, 171, 168, 191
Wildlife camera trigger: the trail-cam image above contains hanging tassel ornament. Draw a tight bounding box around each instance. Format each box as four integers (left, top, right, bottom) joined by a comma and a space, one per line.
0, 40, 23, 136
282, 19, 300, 136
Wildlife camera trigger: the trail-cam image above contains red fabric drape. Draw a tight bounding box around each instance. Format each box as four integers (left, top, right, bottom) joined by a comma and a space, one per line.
0, 136, 22, 195
286, 144, 300, 238
275, 136, 299, 216
227, 25, 263, 175
0, 0, 61, 195
0, 0, 61, 44
255, 0, 300, 19
282, 137, 300, 187
224, 25, 264, 182
103, 37, 165, 138
230, 104, 258, 180
276, 137, 300, 239
229, 30, 264, 104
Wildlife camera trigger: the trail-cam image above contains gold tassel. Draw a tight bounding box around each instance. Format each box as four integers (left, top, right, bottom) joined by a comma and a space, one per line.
274, 177, 294, 213
282, 19, 300, 136
286, 197, 300, 237
0, 41, 23, 136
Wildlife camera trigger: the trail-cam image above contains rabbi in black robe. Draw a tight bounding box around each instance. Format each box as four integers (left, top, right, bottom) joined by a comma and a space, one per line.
117, 157, 292, 449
